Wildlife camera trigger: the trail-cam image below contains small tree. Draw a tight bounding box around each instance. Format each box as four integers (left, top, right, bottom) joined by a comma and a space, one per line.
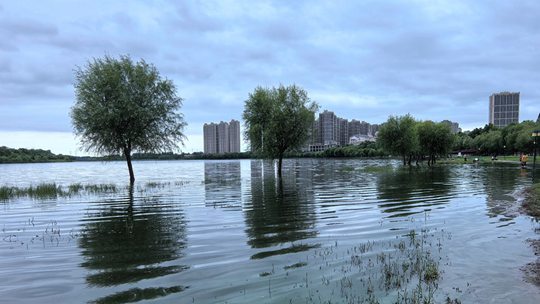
243, 85, 317, 177
71, 55, 186, 184
417, 121, 454, 166
377, 114, 418, 165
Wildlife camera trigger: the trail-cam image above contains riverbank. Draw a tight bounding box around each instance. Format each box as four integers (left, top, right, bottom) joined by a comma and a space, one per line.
440, 155, 521, 164
521, 183, 540, 287
522, 183, 540, 217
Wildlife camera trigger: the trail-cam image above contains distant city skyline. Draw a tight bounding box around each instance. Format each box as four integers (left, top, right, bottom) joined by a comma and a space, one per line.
0, 1, 539, 155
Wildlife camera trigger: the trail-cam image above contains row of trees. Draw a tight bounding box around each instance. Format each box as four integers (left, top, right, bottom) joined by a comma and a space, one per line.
71, 55, 538, 181
72, 55, 319, 181
453, 121, 539, 156
377, 115, 454, 166
0, 146, 73, 163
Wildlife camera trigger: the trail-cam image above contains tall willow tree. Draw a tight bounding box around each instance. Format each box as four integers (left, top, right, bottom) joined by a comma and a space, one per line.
243, 85, 317, 177
71, 55, 186, 184
377, 114, 419, 165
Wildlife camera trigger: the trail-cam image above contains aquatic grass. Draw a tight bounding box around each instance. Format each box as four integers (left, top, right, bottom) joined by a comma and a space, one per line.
145, 181, 170, 189
0, 183, 121, 201
25, 183, 63, 199
424, 261, 440, 282
68, 183, 84, 194
291, 227, 451, 304
283, 262, 307, 270
0, 186, 16, 201
84, 183, 117, 193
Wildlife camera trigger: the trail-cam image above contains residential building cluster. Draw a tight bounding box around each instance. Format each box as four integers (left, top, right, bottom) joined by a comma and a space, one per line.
305, 110, 380, 152
203, 120, 241, 154
201, 91, 526, 154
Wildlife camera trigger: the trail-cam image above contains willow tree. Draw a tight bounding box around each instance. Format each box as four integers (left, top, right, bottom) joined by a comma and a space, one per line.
417, 121, 454, 166
377, 114, 418, 165
243, 85, 317, 177
71, 55, 186, 184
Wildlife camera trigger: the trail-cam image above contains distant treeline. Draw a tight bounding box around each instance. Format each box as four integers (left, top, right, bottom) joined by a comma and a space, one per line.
0, 146, 74, 164
286, 141, 385, 158
0, 143, 387, 164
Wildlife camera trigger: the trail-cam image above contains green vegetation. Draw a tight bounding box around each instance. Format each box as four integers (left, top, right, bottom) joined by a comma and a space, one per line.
0, 183, 119, 201
417, 120, 454, 166
243, 85, 318, 176
377, 114, 419, 165
377, 115, 454, 166
0, 146, 73, 164
454, 120, 540, 155
377, 115, 540, 166
71, 55, 186, 184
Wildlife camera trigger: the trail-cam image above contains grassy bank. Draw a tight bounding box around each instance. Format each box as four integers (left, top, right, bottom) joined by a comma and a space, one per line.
440, 155, 521, 164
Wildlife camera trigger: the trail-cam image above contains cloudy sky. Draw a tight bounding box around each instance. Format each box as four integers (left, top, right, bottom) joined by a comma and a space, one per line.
0, 0, 538, 155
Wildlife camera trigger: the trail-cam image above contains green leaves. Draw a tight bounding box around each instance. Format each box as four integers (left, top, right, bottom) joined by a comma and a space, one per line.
377, 115, 454, 165
377, 114, 418, 160
71, 55, 186, 156
243, 85, 318, 162
71, 55, 186, 182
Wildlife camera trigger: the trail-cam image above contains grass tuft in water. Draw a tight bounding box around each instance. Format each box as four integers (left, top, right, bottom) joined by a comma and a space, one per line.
423, 261, 440, 282
283, 262, 307, 270
0, 186, 16, 200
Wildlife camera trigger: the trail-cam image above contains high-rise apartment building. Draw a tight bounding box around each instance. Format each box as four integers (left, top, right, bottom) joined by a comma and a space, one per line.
304, 110, 379, 151
203, 119, 241, 154
338, 118, 349, 146
441, 120, 461, 134
489, 92, 519, 128
319, 110, 339, 145
217, 121, 229, 153
203, 123, 218, 154
228, 119, 241, 153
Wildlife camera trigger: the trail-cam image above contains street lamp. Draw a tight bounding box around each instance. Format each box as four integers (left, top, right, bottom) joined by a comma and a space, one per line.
532, 130, 540, 171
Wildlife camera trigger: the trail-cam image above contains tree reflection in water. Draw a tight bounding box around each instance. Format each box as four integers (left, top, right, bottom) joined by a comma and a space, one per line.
79, 186, 188, 303
244, 160, 319, 259
377, 166, 454, 218
204, 161, 242, 210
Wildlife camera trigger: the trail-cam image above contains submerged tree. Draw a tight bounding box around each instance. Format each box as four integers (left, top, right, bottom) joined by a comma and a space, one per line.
417, 121, 454, 166
71, 55, 186, 183
377, 114, 418, 165
243, 85, 317, 177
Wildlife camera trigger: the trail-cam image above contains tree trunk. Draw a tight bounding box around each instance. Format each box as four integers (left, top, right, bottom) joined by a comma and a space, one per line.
124, 148, 135, 184
277, 154, 283, 178
403, 155, 406, 166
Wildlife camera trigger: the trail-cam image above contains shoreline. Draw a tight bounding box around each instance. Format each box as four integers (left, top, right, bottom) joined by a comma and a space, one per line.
520, 183, 540, 286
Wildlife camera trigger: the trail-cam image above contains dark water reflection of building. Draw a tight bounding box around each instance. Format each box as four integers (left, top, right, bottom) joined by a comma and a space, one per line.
244, 160, 318, 259
78, 189, 188, 303
376, 167, 454, 218
204, 161, 242, 210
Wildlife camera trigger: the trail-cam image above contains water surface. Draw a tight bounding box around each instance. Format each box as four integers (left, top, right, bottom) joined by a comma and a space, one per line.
0, 159, 538, 303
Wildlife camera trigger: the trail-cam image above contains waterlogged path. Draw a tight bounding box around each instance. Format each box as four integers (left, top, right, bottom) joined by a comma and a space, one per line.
0, 159, 539, 303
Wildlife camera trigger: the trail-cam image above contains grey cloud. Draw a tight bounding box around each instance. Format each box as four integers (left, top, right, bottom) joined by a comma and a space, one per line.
0, 19, 58, 38
1, 0, 539, 152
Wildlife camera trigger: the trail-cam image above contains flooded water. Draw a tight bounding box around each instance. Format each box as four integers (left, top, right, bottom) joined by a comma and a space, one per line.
0, 159, 539, 303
